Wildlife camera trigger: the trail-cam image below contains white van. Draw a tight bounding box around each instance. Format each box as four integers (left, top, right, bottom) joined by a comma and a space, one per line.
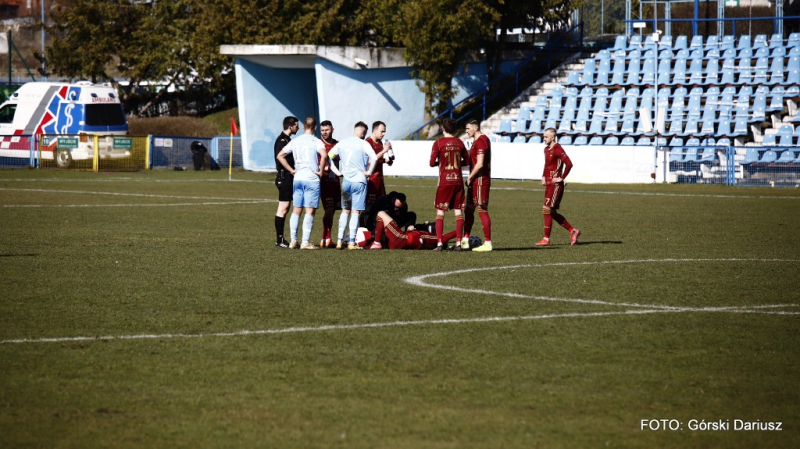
0, 81, 129, 167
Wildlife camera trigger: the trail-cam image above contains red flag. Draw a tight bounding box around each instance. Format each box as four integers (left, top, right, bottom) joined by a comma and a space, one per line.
230, 117, 239, 136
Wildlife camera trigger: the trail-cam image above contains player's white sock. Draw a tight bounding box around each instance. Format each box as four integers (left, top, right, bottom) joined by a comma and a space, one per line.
348, 212, 360, 243
302, 214, 314, 244
337, 212, 350, 242
289, 213, 300, 242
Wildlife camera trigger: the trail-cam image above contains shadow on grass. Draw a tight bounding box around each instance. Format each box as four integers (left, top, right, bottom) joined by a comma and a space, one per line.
0, 254, 38, 257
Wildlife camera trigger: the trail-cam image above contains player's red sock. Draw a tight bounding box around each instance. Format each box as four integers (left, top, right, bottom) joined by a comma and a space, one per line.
478, 209, 491, 241
455, 215, 464, 242
436, 217, 444, 244
441, 230, 457, 245
552, 212, 573, 232
374, 217, 385, 244
463, 208, 474, 238
323, 211, 334, 240
544, 212, 553, 239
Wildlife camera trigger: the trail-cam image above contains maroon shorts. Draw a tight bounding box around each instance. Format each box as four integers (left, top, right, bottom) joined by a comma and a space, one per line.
543, 182, 565, 210
366, 175, 386, 210
385, 221, 413, 249
466, 178, 491, 209
434, 184, 466, 211
320, 176, 341, 210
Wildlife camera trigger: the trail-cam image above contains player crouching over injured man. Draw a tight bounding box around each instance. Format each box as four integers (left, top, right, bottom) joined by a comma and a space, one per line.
368, 211, 458, 250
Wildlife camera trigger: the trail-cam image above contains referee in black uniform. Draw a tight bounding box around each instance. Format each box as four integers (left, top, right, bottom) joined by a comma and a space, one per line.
274, 116, 299, 247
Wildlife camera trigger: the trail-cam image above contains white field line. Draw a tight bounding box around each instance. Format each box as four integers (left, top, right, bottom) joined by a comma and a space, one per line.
0, 187, 269, 202
3, 201, 272, 208
2, 259, 797, 345
0, 178, 271, 184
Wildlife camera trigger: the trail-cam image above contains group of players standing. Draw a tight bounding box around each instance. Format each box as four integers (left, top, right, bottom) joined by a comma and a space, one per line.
271, 115, 580, 251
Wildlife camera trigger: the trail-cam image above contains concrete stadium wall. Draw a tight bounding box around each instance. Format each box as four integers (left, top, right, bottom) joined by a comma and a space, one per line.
384, 141, 663, 184
235, 60, 317, 170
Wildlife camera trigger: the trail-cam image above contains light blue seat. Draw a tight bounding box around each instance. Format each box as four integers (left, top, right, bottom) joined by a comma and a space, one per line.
657, 58, 671, 85
612, 35, 628, 52
731, 117, 748, 137
690, 35, 704, 49
529, 135, 542, 144
737, 35, 752, 50
626, 58, 641, 85
752, 57, 769, 84
670, 58, 688, 86
716, 118, 732, 137
788, 33, 800, 49
750, 94, 767, 120
700, 105, 717, 124
544, 118, 557, 131
767, 57, 785, 85
573, 135, 588, 145
566, 71, 581, 86
512, 134, 527, 144
700, 119, 716, 135
689, 48, 704, 62
497, 119, 512, 135
703, 58, 720, 85
741, 147, 760, 164
762, 133, 777, 146
678, 117, 700, 137
675, 48, 690, 60
558, 118, 572, 134
610, 58, 626, 85
636, 136, 652, 146
499, 135, 511, 143
588, 116, 604, 135
620, 118, 635, 134
753, 34, 768, 49
562, 96, 577, 121
673, 35, 688, 50
779, 134, 795, 147
716, 138, 731, 147
517, 106, 531, 121
737, 58, 753, 85
591, 58, 611, 86
559, 135, 572, 145
627, 34, 643, 51
769, 34, 783, 49
722, 48, 737, 60
532, 105, 546, 122
698, 146, 715, 163
620, 136, 635, 145
527, 118, 542, 134
759, 150, 777, 163
771, 46, 787, 59
604, 136, 619, 145
720, 67, 736, 85
739, 47, 754, 60
599, 118, 620, 136
754, 47, 770, 60
669, 146, 684, 162
669, 136, 684, 147
776, 151, 795, 163
588, 136, 604, 145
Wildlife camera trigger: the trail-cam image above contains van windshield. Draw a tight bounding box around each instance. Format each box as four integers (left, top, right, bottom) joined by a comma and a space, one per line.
0, 104, 16, 124
85, 104, 126, 127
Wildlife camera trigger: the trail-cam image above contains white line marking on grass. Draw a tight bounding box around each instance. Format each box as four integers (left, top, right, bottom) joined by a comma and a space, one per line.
406, 258, 800, 313
0, 309, 676, 344
3, 201, 272, 208
0, 187, 269, 202
2, 259, 796, 345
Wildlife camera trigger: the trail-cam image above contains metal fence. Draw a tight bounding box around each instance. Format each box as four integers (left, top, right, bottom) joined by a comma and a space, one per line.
0, 135, 242, 171
663, 145, 800, 186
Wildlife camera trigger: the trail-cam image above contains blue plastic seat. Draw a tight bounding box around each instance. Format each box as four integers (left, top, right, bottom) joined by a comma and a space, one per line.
767, 57, 785, 85
627, 34, 643, 51
559, 135, 573, 145
573, 135, 588, 145
779, 134, 795, 147
776, 150, 795, 163
589, 136, 604, 145
698, 146, 715, 163
672, 35, 688, 50
741, 147, 760, 164
762, 133, 777, 146
657, 58, 671, 85
759, 150, 778, 163
737, 35, 752, 50
604, 136, 619, 145
769, 34, 783, 49
722, 48, 737, 60
641, 58, 656, 85
562, 96, 577, 122
716, 118, 732, 136
675, 48, 690, 60
566, 71, 581, 86
670, 59, 688, 86
527, 118, 542, 134
529, 135, 542, 144
720, 67, 736, 85
688, 58, 705, 84
620, 136, 635, 145
591, 59, 611, 86
497, 119, 512, 135
626, 58, 641, 85
679, 117, 700, 137
532, 106, 546, 121
499, 135, 511, 143
700, 118, 716, 135
689, 48, 704, 62
636, 136, 652, 146
620, 118, 635, 134
750, 94, 767, 120
690, 35, 704, 49
738, 47, 754, 60
581, 59, 596, 86
752, 34, 768, 50
599, 118, 620, 136
707, 35, 722, 51
731, 117, 749, 136
610, 58, 626, 85
558, 118, 572, 134
669, 137, 684, 148
771, 46, 787, 59
512, 134, 527, 144
788, 33, 800, 49
517, 106, 531, 121
700, 104, 717, 124
716, 137, 731, 147
752, 57, 769, 84
612, 35, 628, 52
737, 58, 753, 84
588, 116, 604, 135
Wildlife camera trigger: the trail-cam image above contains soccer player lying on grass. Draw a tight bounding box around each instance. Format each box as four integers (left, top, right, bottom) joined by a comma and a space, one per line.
369, 211, 457, 250
363, 191, 416, 242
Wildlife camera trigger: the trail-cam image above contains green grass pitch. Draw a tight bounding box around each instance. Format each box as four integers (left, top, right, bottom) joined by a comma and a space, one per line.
1, 170, 798, 448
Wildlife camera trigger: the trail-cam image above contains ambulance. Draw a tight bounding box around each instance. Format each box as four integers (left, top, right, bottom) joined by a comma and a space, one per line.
0, 81, 129, 167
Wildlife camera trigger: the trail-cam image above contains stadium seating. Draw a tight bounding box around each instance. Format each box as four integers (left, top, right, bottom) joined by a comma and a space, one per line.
493, 33, 800, 152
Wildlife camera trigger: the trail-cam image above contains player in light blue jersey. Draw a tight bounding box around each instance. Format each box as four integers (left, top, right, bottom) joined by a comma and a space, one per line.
276, 116, 328, 250
328, 121, 388, 250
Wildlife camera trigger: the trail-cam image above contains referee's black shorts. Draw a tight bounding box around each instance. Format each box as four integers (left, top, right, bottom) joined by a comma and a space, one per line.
275, 171, 293, 202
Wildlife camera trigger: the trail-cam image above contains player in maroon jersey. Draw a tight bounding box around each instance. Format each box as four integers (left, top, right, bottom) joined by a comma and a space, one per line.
430, 118, 469, 251
536, 128, 580, 246
318, 120, 341, 248
365, 121, 393, 211
372, 211, 457, 250
462, 119, 493, 252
